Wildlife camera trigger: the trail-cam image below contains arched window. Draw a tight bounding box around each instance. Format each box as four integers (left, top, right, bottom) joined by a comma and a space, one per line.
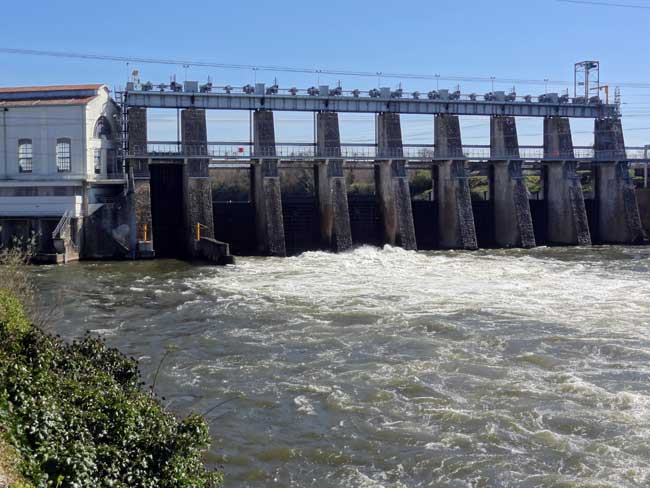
94, 116, 113, 140
18, 139, 32, 173
94, 149, 102, 174
56, 138, 71, 172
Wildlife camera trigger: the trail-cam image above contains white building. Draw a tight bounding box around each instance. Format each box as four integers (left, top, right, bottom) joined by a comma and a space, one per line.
0, 84, 124, 257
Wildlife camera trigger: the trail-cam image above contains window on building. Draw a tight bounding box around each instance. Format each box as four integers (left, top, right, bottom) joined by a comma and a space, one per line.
107, 149, 118, 175
18, 139, 33, 173
94, 149, 102, 174
56, 138, 71, 172
94, 116, 113, 140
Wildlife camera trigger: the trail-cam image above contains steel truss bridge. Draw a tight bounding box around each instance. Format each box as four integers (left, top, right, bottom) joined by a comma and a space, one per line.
120, 82, 635, 166
119, 83, 617, 119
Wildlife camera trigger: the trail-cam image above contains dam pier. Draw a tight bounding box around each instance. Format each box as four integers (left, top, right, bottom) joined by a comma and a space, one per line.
120, 79, 647, 260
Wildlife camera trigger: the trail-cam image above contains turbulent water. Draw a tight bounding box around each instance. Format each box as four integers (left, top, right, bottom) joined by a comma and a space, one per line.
35, 246, 650, 487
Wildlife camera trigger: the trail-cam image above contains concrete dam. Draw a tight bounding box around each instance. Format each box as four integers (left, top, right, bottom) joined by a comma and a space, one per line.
115, 81, 648, 262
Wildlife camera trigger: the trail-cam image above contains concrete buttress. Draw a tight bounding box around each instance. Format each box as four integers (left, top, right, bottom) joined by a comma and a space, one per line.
253, 110, 286, 256
542, 117, 591, 245
593, 117, 644, 244
489, 116, 536, 248
434, 114, 478, 250
375, 113, 417, 250
127, 107, 153, 254
315, 112, 353, 252
181, 109, 215, 257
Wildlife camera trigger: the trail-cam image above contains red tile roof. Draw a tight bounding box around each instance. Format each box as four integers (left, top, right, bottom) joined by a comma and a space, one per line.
0, 84, 104, 93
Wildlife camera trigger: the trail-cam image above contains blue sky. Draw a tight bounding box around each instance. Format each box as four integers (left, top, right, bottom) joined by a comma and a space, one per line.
2, 0, 650, 146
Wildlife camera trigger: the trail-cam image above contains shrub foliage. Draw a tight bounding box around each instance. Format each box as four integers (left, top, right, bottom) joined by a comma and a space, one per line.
0, 289, 222, 487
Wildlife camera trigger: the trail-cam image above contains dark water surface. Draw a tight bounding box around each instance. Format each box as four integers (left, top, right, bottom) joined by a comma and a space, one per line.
34, 246, 650, 487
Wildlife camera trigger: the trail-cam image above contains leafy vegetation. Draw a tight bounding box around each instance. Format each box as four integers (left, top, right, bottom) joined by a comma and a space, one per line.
0, 248, 222, 487
409, 170, 433, 200
1, 434, 33, 488
348, 182, 375, 195
525, 175, 542, 196
469, 175, 489, 201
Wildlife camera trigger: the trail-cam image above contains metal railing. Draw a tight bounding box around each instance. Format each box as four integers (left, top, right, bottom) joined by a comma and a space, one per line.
52, 210, 71, 239
125, 142, 650, 163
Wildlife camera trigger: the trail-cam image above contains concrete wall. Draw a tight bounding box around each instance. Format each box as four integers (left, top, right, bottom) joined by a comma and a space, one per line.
0, 195, 83, 217
82, 190, 133, 259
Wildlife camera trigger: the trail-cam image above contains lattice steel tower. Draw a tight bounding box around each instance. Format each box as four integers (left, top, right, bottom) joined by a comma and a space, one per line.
574, 60, 600, 102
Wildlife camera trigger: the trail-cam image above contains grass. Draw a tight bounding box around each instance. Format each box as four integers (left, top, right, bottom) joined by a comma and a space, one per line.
0, 435, 33, 488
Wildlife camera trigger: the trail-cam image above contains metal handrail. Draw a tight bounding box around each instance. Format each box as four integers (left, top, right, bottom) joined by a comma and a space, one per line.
125, 142, 649, 162
52, 210, 71, 239
195, 222, 210, 241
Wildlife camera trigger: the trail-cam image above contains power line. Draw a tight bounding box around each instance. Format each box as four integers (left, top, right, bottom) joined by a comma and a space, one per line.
557, 0, 650, 8
4, 47, 650, 91
0, 47, 617, 89
0, 47, 569, 86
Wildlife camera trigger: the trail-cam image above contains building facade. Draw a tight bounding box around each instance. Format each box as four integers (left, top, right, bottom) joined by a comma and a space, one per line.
0, 84, 124, 260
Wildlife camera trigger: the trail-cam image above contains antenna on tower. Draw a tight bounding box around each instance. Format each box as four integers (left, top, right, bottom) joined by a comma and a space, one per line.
130, 69, 141, 90
574, 60, 600, 100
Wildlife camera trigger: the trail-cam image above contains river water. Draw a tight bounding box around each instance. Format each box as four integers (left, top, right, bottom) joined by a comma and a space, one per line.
34, 246, 650, 487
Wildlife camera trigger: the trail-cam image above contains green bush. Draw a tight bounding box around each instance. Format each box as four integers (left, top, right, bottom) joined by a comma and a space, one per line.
0, 290, 222, 488
348, 182, 375, 195
526, 175, 542, 196
409, 170, 433, 199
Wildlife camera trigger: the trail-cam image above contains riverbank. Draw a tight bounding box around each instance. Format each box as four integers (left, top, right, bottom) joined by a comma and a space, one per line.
0, 288, 222, 487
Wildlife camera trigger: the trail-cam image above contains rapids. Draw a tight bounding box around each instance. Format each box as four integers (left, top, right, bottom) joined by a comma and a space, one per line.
36, 245, 650, 487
